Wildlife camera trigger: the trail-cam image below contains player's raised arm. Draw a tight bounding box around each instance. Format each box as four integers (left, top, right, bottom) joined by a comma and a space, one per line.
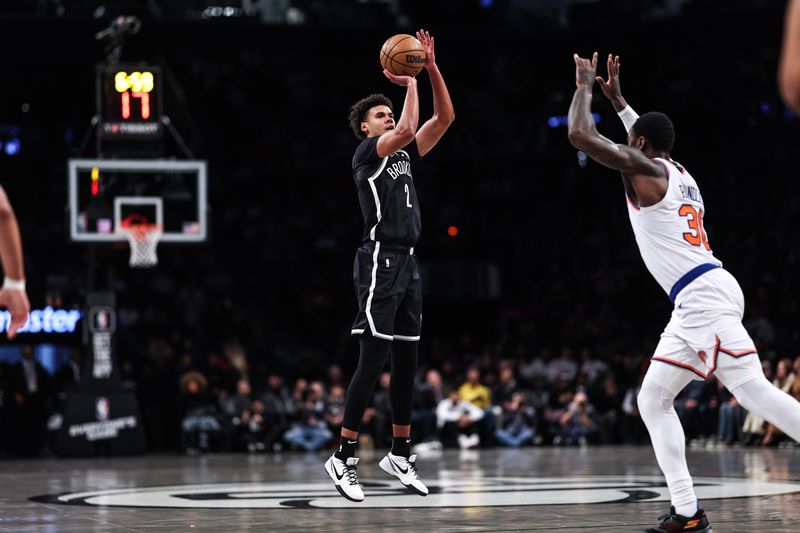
596, 54, 639, 133
779, 0, 800, 114
0, 186, 29, 339
376, 71, 419, 158
414, 29, 455, 157
567, 52, 663, 178
596, 54, 628, 112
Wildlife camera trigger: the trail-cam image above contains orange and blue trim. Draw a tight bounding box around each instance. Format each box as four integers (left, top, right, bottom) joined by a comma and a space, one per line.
651, 356, 707, 379
652, 336, 757, 380
709, 334, 757, 373
625, 193, 640, 211
654, 158, 671, 179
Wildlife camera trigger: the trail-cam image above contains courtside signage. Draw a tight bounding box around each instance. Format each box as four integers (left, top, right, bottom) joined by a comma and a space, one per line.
0, 306, 82, 334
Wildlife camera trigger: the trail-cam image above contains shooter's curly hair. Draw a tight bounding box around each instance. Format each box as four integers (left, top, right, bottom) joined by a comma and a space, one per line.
348, 93, 393, 139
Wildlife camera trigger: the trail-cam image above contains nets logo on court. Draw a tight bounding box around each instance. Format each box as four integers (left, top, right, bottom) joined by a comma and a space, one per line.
30, 476, 800, 509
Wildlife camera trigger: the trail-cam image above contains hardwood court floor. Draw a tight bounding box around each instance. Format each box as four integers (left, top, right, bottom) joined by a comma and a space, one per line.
4, 446, 799, 532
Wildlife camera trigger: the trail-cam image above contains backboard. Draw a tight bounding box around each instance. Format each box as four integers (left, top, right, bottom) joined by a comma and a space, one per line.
68, 159, 207, 243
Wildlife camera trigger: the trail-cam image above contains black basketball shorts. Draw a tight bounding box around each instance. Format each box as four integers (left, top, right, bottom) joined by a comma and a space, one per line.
351, 241, 422, 341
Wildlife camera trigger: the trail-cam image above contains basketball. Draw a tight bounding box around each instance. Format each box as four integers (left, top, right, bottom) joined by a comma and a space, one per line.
380, 34, 427, 77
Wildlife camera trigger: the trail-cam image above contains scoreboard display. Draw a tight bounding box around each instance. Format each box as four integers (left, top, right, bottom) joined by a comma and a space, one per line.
97, 65, 163, 139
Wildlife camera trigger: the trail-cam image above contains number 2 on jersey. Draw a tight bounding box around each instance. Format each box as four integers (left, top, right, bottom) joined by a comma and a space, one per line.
404, 184, 412, 208
678, 204, 711, 250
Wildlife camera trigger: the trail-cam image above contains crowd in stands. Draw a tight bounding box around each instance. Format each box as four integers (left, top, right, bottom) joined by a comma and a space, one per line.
6, 340, 797, 456
169, 349, 800, 454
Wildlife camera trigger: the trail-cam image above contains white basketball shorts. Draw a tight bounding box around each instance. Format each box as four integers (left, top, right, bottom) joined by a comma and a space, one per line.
648, 267, 763, 391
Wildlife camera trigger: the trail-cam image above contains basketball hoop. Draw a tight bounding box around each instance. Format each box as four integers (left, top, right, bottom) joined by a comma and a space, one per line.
119, 217, 162, 268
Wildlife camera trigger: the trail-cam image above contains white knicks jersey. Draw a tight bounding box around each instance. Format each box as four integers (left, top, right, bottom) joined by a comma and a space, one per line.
625, 157, 722, 301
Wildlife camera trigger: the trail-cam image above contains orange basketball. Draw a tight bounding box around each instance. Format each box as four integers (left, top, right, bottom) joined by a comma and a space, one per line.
379, 34, 427, 77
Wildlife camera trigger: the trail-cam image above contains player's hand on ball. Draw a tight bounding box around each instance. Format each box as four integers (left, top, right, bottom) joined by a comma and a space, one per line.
0, 288, 30, 339
383, 69, 416, 87
597, 54, 622, 101
416, 28, 435, 68
573, 52, 598, 88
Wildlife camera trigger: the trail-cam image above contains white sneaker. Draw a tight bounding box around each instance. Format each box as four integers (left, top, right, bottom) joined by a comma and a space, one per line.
458, 434, 471, 449
324, 455, 364, 502
378, 453, 429, 496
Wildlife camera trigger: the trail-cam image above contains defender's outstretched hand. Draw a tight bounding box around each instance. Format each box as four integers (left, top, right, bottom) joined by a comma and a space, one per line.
0, 287, 29, 340
574, 52, 598, 88
597, 54, 622, 101
383, 69, 416, 87
416, 29, 435, 69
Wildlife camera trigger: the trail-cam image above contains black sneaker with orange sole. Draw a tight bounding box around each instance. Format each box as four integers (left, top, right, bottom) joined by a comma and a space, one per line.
642, 506, 713, 533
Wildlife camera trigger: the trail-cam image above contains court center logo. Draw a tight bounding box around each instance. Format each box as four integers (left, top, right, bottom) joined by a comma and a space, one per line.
31, 476, 800, 509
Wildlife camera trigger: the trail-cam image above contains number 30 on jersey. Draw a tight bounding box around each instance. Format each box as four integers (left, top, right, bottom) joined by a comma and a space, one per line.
679, 204, 711, 250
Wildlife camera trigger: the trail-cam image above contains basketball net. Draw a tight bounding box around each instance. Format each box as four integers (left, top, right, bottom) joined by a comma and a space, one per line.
121, 224, 162, 268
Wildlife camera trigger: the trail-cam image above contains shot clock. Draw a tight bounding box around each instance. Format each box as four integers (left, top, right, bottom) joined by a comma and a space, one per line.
97, 65, 163, 139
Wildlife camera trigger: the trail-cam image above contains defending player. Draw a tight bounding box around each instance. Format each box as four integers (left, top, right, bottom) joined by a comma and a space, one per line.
324, 29, 454, 502
568, 52, 800, 533
0, 185, 29, 339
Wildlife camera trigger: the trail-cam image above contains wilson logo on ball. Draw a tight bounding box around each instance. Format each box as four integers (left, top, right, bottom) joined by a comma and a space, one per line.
379, 34, 426, 77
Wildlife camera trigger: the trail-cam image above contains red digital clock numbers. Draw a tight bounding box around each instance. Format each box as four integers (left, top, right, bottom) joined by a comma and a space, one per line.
115, 71, 154, 120
98, 65, 162, 139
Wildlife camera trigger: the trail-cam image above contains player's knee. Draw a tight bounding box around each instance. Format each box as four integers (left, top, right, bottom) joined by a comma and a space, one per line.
731, 376, 772, 413
637, 381, 672, 420
636, 386, 658, 419
354, 356, 386, 382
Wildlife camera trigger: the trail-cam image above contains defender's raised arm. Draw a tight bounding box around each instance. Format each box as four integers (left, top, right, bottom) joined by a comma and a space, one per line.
780, 0, 800, 114
567, 52, 663, 178
0, 186, 29, 339
596, 53, 639, 133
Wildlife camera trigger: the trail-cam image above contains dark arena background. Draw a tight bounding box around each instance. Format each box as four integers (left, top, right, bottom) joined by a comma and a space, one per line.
1, 0, 800, 531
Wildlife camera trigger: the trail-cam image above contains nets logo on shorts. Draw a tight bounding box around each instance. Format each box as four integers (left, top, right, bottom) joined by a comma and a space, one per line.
30, 476, 800, 509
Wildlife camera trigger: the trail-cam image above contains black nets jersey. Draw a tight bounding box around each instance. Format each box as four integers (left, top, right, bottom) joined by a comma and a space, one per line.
352, 136, 421, 246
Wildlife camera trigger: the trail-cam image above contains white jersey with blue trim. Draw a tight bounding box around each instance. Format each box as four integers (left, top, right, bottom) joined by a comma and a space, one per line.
625, 157, 722, 300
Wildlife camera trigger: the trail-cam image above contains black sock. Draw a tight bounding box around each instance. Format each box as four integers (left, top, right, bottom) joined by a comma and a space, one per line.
335, 437, 357, 461
391, 436, 412, 458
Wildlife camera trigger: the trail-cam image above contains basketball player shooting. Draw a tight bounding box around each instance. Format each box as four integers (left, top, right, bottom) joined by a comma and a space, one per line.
324, 29, 454, 502
0, 185, 30, 339
568, 52, 800, 533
